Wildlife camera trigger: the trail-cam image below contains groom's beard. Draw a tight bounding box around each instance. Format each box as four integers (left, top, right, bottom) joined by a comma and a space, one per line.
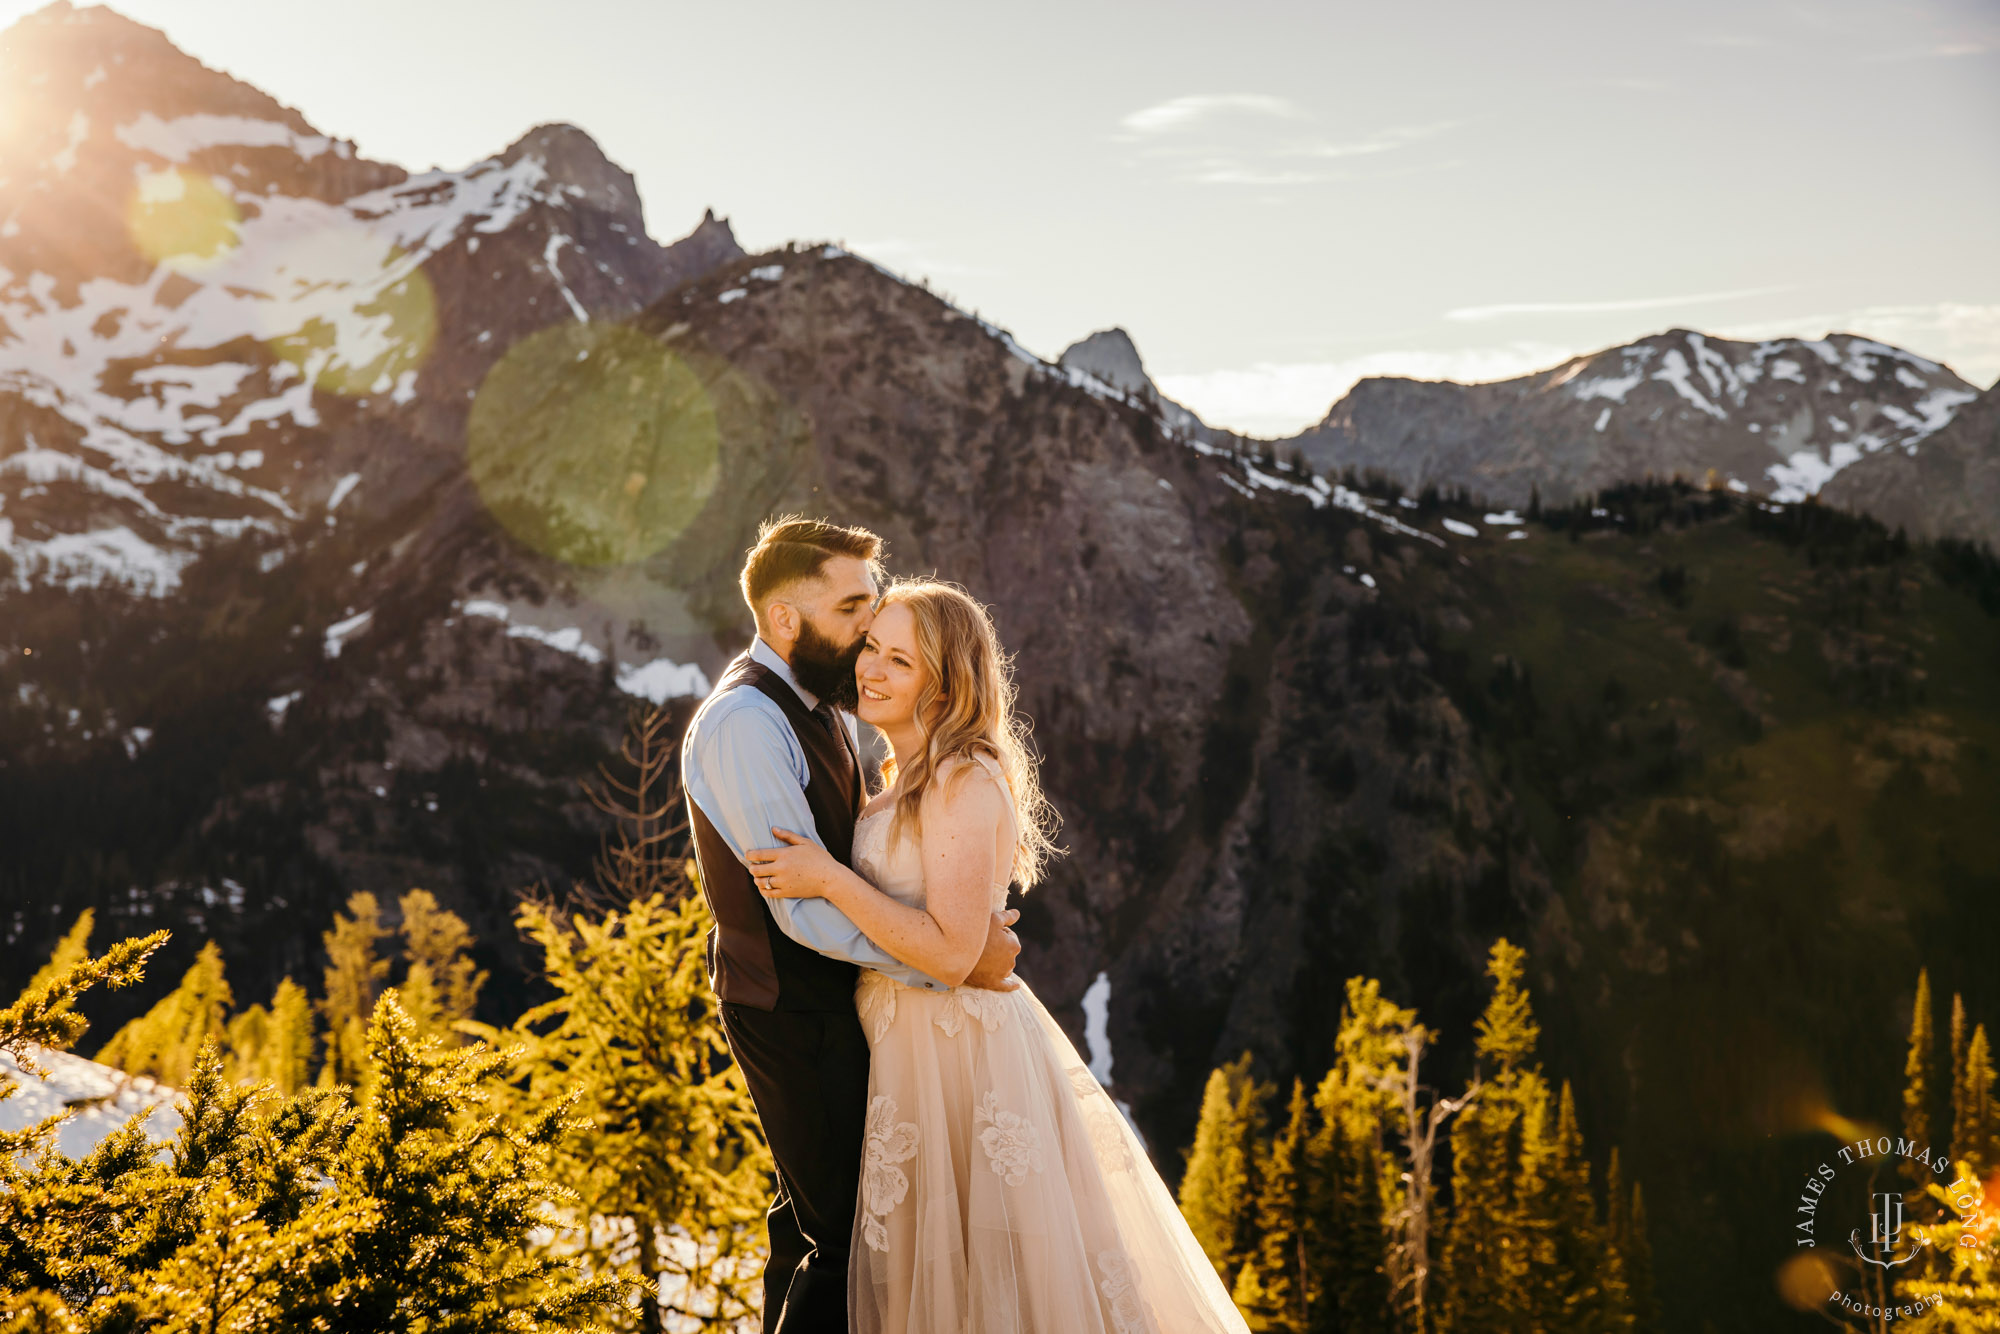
790, 616, 863, 711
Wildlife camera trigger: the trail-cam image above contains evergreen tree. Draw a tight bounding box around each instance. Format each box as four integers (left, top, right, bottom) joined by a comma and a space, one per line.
1512, 1065, 1562, 1331
1603, 1144, 1658, 1329
94, 940, 234, 1087
1950, 992, 1970, 1167
1624, 1180, 1659, 1333
318, 892, 389, 1090
3, 979, 625, 1329
1239, 1079, 1311, 1333
1956, 1024, 1997, 1183
479, 888, 773, 1331
393, 887, 486, 1043
1905, 969, 1937, 1188
1544, 1080, 1631, 1331
1434, 1075, 1519, 1334
1604, 1146, 1626, 1254
1305, 1065, 1389, 1332
323, 993, 622, 1330
1438, 938, 1542, 1334
1473, 939, 1539, 1073
19, 909, 97, 999
227, 977, 316, 1094
1180, 1053, 1263, 1285
1301, 977, 1414, 1331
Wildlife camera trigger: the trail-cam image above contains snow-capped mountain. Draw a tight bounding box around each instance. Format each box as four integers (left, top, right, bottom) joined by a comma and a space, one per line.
0, 2, 735, 600
1282, 329, 1985, 533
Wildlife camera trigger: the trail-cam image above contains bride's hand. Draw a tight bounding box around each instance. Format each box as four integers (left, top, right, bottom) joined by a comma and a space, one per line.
746, 828, 841, 899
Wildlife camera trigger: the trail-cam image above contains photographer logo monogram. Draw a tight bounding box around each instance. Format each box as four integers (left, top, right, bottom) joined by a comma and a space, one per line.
1796, 1133, 1984, 1321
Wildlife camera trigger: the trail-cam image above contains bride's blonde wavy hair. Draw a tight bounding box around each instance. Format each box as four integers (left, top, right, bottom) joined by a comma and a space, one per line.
874, 578, 1062, 889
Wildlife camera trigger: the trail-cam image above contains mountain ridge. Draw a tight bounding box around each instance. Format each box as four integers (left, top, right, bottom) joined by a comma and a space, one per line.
1278, 327, 1993, 545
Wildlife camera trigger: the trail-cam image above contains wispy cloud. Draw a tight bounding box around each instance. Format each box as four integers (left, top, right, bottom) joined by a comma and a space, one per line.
1285, 121, 1458, 161
1118, 94, 1306, 137
1116, 94, 1459, 187
1446, 284, 1792, 322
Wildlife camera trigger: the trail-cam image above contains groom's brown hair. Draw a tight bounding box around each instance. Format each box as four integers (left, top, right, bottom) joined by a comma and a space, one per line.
740, 515, 884, 632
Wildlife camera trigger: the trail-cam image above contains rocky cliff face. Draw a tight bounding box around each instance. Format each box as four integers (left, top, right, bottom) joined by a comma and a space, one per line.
1282, 329, 1989, 538
1056, 326, 1217, 445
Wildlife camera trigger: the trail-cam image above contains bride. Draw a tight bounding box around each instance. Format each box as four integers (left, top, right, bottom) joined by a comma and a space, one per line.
745, 578, 1248, 1334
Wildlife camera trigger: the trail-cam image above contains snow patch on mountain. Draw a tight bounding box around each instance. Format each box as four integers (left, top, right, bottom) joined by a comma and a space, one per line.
2, 523, 193, 594
457, 600, 709, 701
113, 111, 349, 163
0, 128, 601, 596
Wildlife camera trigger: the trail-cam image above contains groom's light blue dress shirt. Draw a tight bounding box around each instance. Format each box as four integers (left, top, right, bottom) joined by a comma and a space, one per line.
681, 635, 946, 992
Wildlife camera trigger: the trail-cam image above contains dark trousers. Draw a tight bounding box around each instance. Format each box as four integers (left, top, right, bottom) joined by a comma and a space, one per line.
719, 1001, 871, 1334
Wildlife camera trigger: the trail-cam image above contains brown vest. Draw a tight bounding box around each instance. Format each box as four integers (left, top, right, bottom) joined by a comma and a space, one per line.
688, 655, 868, 1011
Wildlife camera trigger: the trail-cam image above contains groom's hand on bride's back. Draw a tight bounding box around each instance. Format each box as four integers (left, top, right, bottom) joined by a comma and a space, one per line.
962, 908, 1023, 992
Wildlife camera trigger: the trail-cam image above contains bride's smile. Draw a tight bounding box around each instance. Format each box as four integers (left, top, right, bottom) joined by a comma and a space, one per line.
853, 603, 927, 735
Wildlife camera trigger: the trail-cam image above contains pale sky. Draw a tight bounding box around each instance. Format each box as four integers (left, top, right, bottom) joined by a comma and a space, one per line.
6, 0, 1998, 435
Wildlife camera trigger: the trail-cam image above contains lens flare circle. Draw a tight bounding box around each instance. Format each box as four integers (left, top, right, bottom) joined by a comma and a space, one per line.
259, 227, 438, 398
126, 167, 240, 271
467, 322, 721, 567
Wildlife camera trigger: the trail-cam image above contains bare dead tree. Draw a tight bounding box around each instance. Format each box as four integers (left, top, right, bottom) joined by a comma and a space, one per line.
1376, 1024, 1483, 1334
578, 703, 691, 908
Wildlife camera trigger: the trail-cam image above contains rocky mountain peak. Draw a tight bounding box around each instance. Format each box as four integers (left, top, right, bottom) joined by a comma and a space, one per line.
659, 207, 745, 287
1059, 327, 1153, 400
499, 123, 645, 220
0, 3, 344, 168
1057, 325, 1216, 444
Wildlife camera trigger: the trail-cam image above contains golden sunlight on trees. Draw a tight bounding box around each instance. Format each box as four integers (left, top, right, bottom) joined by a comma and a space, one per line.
92, 938, 232, 1088
0, 704, 768, 1331
469, 702, 773, 1331
1178, 942, 1657, 1334
1888, 973, 2000, 1331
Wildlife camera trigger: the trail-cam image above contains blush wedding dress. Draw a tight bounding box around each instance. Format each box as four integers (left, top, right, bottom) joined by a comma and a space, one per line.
846, 751, 1249, 1334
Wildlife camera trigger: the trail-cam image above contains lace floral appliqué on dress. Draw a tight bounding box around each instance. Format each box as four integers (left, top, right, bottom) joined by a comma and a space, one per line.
975, 1090, 1046, 1187
861, 1094, 919, 1253
935, 985, 1009, 1037
1097, 1250, 1149, 1334
856, 969, 898, 1042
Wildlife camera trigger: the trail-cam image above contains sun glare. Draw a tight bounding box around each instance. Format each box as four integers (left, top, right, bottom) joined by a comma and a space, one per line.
125, 167, 240, 271
466, 322, 722, 567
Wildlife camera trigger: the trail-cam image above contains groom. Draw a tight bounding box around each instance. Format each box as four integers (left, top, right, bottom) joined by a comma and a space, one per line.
681, 515, 1023, 1333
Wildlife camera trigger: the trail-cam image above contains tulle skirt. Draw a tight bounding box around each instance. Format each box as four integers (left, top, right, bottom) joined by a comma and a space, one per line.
849, 971, 1249, 1334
